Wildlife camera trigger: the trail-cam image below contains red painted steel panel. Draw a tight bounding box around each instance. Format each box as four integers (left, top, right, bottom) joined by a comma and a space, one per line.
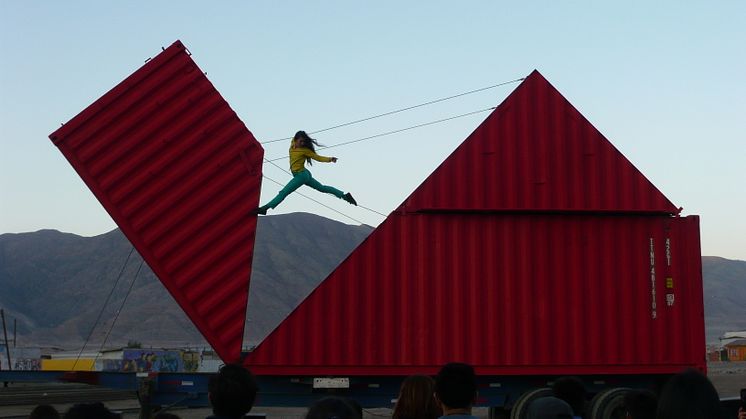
49, 41, 262, 363
244, 71, 702, 376
245, 214, 704, 376
402, 70, 679, 214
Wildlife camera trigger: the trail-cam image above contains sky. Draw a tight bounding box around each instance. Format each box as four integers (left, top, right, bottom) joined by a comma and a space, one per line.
1, 2, 744, 260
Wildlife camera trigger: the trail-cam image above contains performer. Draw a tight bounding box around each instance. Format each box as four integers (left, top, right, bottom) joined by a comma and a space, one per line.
256, 130, 356, 215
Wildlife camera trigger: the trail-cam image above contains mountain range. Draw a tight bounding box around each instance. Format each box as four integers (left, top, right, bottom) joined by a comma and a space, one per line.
0, 212, 744, 350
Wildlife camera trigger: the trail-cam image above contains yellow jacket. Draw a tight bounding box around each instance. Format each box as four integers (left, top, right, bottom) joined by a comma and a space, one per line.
289, 143, 333, 174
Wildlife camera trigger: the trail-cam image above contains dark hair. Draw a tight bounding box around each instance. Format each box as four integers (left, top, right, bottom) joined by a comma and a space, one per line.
293, 130, 322, 165
305, 396, 361, 419
153, 413, 181, 419
624, 389, 657, 419
63, 403, 120, 419
551, 376, 586, 416
208, 364, 259, 417
29, 404, 60, 419
434, 362, 477, 409
393, 375, 441, 419
656, 369, 722, 419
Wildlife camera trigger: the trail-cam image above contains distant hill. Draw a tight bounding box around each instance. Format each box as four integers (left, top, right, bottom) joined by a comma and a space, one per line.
0, 213, 372, 348
702, 256, 746, 343
0, 215, 743, 349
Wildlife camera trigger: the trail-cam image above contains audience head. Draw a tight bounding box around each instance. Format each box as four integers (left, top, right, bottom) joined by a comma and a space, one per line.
208, 363, 259, 418
29, 405, 60, 419
552, 376, 586, 417
153, 413, 181, 419
434, 362, 478, 410
526, 396, 574, 419
393, 375, 441, 419
623, 389, 657, 419
62, 403, 120, 419
656, 369, 722, 419
305, 396, 362, 419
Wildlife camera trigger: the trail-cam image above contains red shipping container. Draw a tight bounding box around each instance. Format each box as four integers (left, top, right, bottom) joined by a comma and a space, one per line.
244, 71, 704, 376
49, 41, 262, 363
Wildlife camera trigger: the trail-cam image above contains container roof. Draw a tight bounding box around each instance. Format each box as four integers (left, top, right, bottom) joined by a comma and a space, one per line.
725, 339, 746, 347
401, 70, 679, 214
49, 40, 262, 363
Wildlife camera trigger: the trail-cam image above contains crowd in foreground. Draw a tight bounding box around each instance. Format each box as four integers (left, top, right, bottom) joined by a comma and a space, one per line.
25, 363, 744, 419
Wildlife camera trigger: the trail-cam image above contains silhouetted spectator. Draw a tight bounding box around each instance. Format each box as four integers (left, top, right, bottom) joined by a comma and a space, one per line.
656, 369, 722, 419
29, 404, 60, 419
346, 398, 363, 418
623, 389, 657, 419
305, 396, 361, 419
434, 362, 478, 419
153, 413, 181, 419
393, 375, 442, 419
207, 363, 259, 419
63, 403, 120, 419
527, 396, 574, 419
552, 377, 585, 419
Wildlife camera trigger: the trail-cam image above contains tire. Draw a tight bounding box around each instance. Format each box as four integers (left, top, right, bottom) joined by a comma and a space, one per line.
509, 387, 553, 419
487, 406, 509, 419
588, 387, 630, 419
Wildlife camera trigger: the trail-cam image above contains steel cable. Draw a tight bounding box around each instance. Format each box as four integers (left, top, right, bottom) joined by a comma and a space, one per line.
264, 106, 496, 162
72, 245, 135, 371
94, 257, 145, 364
261, 77, 523, 144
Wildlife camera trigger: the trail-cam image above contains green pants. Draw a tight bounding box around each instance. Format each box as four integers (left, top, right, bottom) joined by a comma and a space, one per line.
260, 169, 344, 211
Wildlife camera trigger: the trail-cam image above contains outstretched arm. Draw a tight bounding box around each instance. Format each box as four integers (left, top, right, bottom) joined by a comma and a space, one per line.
302, 149, 337, 163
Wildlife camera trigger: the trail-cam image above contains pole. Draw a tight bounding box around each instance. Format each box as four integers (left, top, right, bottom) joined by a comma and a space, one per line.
13, 318, 16, 347
1, 309, 11, 371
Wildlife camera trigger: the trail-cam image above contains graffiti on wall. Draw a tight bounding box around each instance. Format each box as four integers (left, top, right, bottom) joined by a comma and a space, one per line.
13, 358, 41, 370
120, 350, 184, 372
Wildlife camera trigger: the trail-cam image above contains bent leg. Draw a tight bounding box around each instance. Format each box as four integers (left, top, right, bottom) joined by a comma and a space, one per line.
261, 171, 309, 210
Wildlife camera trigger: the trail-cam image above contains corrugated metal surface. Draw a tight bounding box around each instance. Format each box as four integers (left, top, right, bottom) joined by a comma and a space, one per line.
244, 71, 702, 375
245, 214, 704, 375
49, 41, 262, 363
403, 70, 679, 214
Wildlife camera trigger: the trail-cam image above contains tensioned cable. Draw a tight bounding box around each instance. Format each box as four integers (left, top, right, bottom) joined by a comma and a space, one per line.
265, 107, 496, 163
72, 245, 135, 371
262, 173, 368, 225
264, 158, 388, 218
261, 77, 524, 144
94, 257, 145, 363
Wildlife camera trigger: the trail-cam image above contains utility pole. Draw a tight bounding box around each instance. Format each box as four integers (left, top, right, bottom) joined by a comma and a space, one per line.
1, 309, 11, 372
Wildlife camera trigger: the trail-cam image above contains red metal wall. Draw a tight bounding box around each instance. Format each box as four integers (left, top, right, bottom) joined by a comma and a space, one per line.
244, 71, 704, 376
49, 41, 262, 363
404, 71, 678, 214
245, 214, 704, 375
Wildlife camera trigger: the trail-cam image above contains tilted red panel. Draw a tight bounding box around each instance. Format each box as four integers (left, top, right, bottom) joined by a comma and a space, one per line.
245, 214, 704, 376
402, 70, 678, 214
244, 71, 702, 375
49, 41, 262, 363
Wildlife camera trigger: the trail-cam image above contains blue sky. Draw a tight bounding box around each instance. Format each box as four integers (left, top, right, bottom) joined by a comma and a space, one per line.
1, 2, 744, 260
